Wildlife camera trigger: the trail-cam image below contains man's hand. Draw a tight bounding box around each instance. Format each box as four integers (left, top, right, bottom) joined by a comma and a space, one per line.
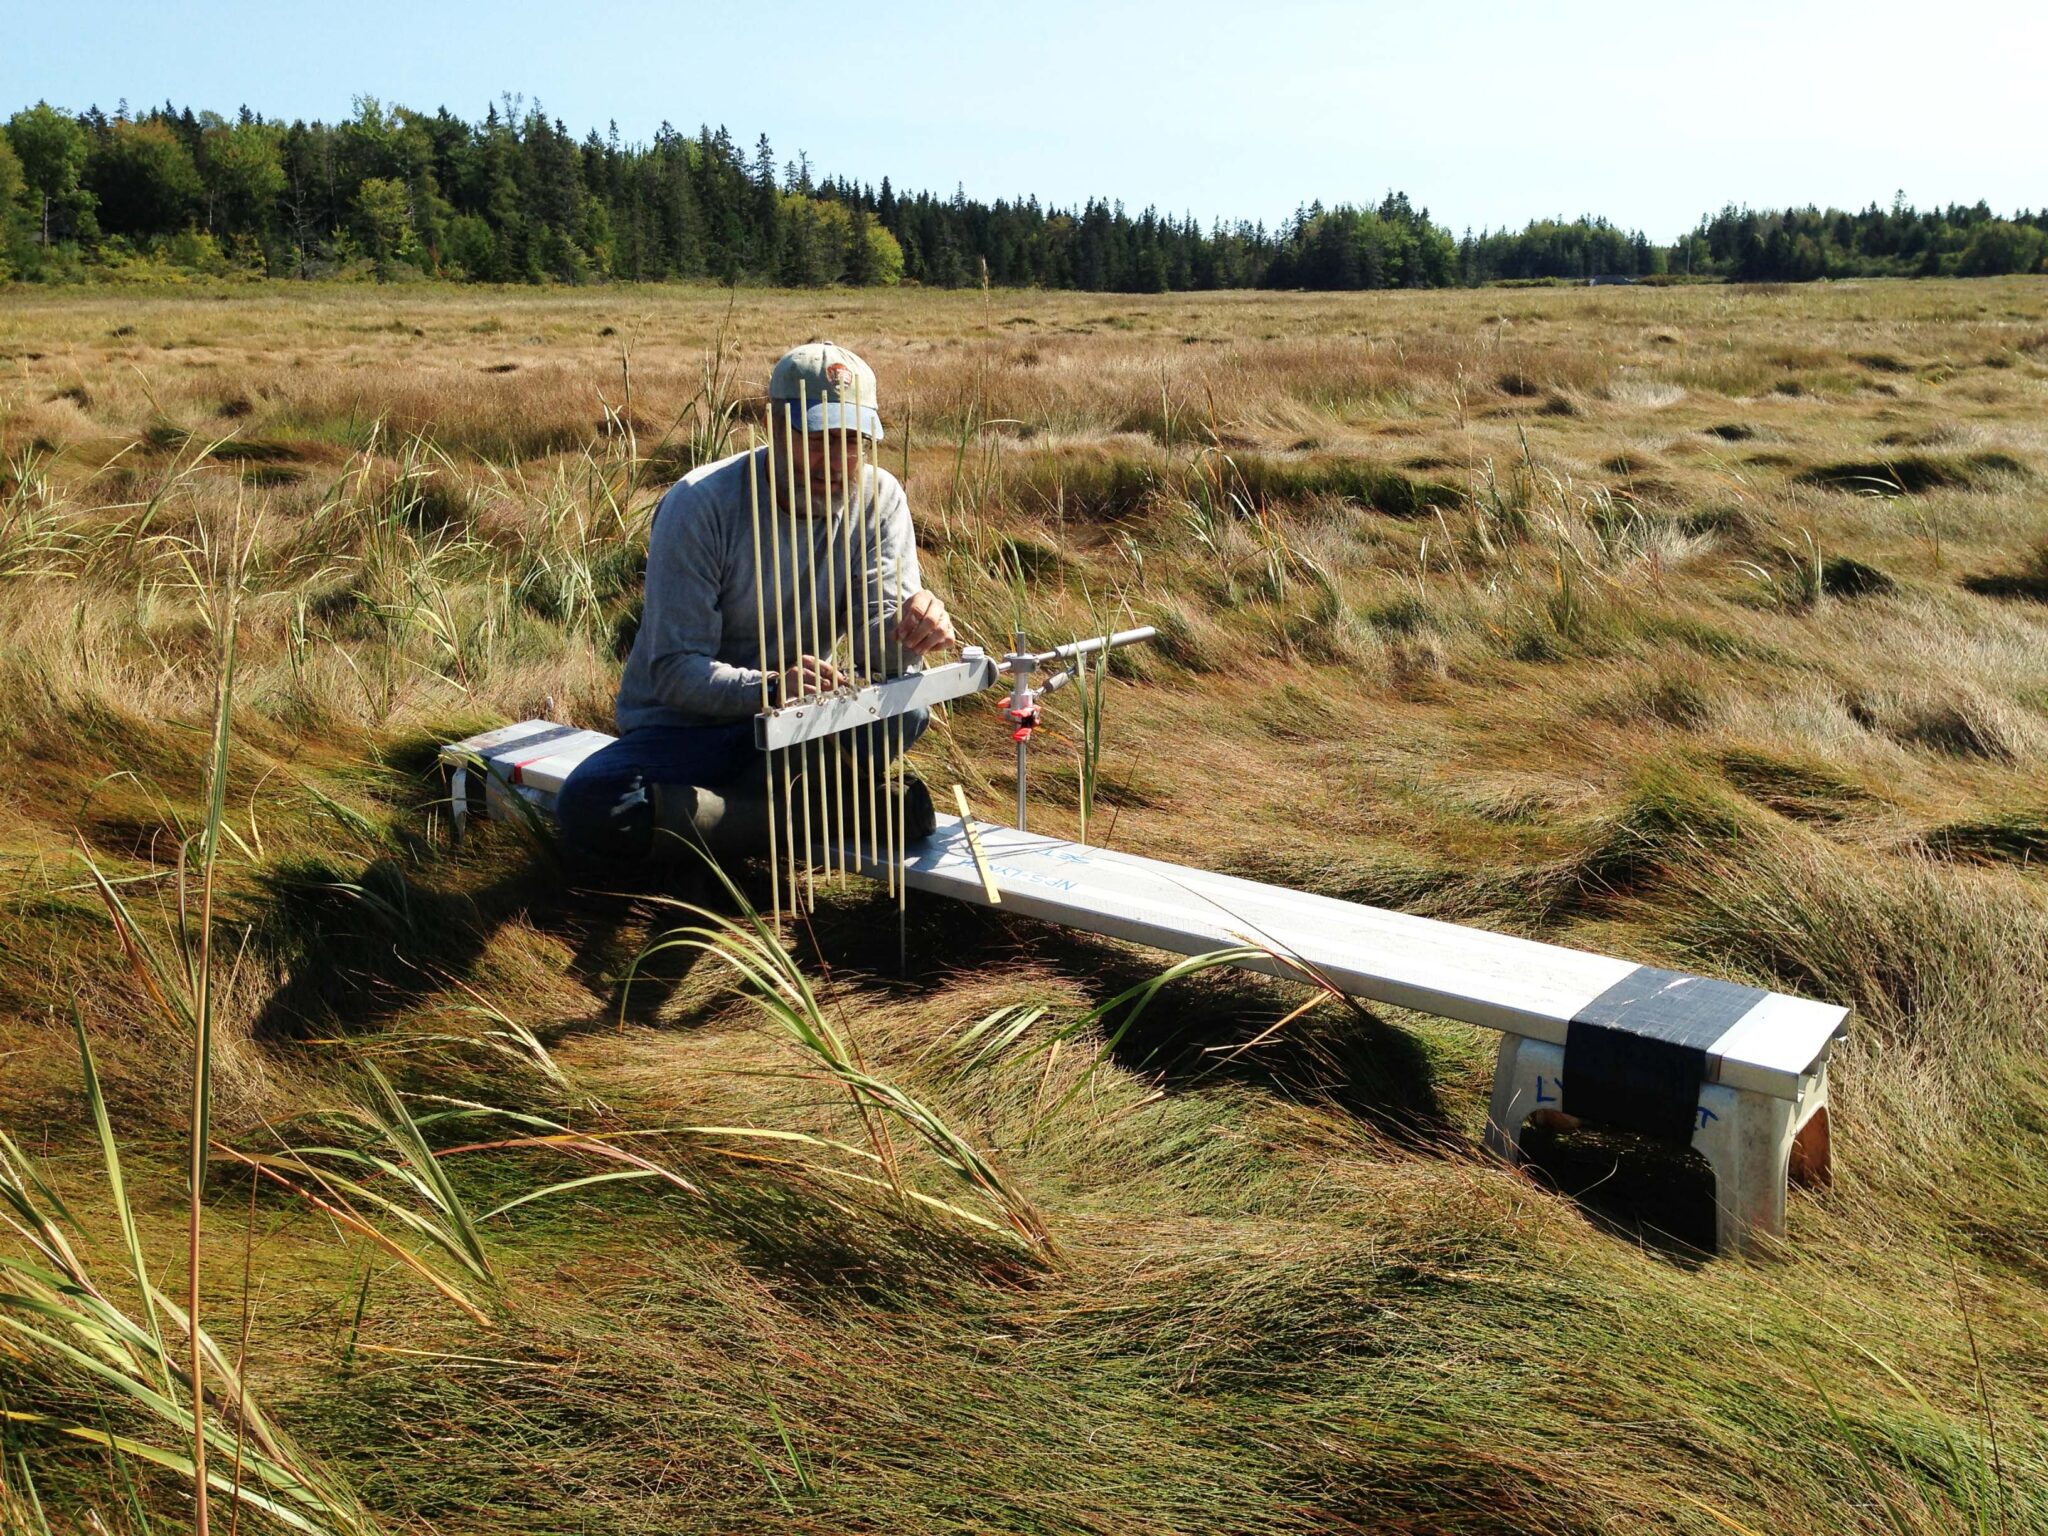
777, 654, 845, 699
893, 589, 955, 658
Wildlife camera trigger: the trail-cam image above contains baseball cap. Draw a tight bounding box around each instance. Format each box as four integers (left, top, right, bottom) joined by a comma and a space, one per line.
767, 341, 885, 441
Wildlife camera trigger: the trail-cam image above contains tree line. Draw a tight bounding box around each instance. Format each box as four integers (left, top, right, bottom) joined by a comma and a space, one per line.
4, 96, 2044, 289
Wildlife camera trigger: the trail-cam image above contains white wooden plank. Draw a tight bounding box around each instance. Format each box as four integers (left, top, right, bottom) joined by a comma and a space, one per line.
894, 817, 1627, 1031
889, 818, 1841, 1100
500, 732, 618, 793
440, 721, 615, 796
441, 719, 578, 759
1704, 992, 1847, 1090
438, 724, 1848, 1100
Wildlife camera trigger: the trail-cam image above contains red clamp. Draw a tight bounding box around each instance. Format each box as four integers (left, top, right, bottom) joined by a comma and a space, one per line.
1002, 700, 1040, 742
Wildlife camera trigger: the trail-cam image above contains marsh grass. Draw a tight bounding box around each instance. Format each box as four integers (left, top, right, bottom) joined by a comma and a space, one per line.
1, 276, 2046, 1532
627, 856, 1052, 1252
3, 534, 382, 1532
219, 1062, 502, 1325
0, 1034, 381, 1536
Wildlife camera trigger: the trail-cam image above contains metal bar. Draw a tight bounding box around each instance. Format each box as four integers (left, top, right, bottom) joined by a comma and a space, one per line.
754, 657, 997, 751
822, 387, 844, 882
841, 400, 862, 883
879, 480, 898, 904
788, 387, 814, 910
748, 424, 780, 930
769, 417, 797, 917
1013, 629, 1029, 833
895, 704, 907, 970
1032, 626, 1158, 666
858, 377, 881, 893
896, 816, 1847, 1102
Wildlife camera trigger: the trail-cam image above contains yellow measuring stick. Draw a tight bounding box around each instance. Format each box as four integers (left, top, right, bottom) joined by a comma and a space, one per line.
951, 785, 1002, 906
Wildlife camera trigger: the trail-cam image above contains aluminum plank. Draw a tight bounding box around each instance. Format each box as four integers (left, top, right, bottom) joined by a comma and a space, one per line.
495, 731, 618, 793
1702, 991, 1846, 1091
438, 722, 1847, 1098
889, 818, 1845, 1100
441, 720, 585, 760
755, 657, 998, 751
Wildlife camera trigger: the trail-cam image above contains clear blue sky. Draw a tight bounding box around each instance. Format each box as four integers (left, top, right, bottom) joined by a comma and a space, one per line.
8, 0, 2042, 238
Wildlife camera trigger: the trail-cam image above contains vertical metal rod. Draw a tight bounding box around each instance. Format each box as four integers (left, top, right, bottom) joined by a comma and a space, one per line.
788, 386, 814, 911
820, 381, 843, 883
807, 388, 826, 890
891, 381, 909, 963
816, 451, 834, 876
856, 377, 882, 892
768, 420, 796, 918
802, 379, 824, 882
845, 381, 866, 882
835, 389, 853, 879
835, 399, 857, 879
877, 386, 893, 893
894, 392, 910, 955
1075, 649, 1090, 847
876, 456, 892, 909
1013, 630, 1029, 832
895, 703, 907, 972
748, 425, 780, 932
1016, 738, 1028, 832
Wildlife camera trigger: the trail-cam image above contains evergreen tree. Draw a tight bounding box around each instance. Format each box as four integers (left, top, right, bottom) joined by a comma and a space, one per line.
844, 202, 877, 285
750, 132, 781, 273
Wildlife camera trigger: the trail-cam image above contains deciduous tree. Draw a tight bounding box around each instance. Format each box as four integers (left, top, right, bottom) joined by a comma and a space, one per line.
355, 175, 416, 278
87, 119, 201, 235
6, 101, 93, 244
200, 120, 284, 238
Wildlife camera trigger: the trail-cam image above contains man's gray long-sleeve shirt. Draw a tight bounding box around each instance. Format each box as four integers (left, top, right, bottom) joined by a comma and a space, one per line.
615, 446, 924, 732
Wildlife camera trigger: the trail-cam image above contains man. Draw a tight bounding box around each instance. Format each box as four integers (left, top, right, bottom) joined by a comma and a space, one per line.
557, 341, 955, 864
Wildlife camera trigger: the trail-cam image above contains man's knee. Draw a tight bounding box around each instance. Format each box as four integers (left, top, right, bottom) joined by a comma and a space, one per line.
556, 764, 654, 865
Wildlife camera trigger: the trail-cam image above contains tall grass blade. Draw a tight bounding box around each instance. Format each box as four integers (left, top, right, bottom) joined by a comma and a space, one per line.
626, 852, 1052, 1253
356, 1064, 494, 1284
70, 1007, 173, 1398
0, 1117, 383, 1534
210, 1145, 493, 1328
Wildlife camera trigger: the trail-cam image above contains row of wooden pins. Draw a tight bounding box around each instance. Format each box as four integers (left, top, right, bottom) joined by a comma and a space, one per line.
744, 373, 910, 940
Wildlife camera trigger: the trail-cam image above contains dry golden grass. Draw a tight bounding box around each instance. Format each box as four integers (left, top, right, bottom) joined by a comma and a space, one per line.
3, 275, 2048, 1535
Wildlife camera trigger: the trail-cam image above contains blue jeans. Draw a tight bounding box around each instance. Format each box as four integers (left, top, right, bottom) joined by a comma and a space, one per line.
556, 710, 928, 865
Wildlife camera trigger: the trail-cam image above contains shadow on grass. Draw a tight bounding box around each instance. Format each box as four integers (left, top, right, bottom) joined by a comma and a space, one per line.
239, 800, 1707, 1265
809, 887, 1726, 1264
691, 1166, 1045, 1301
245, 839, 737, 1042
802, 889, 1456, 1146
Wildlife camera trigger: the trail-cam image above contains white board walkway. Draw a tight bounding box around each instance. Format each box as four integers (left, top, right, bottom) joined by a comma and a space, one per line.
897, 816, 1845, 1104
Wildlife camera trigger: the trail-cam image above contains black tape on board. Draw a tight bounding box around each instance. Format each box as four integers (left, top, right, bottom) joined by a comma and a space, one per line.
1561, 967, 1767, 1144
